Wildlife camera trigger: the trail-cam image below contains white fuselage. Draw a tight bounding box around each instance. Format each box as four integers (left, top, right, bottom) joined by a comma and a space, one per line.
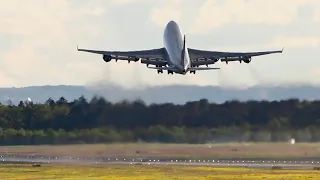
163, 21, 191, 74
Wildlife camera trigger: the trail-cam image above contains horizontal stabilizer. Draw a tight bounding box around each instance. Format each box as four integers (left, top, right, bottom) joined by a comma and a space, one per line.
147, 66, 175, 71
189, 67, 220, 71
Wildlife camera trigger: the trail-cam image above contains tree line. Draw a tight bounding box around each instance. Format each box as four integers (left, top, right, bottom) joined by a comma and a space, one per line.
0, 96, 320, 145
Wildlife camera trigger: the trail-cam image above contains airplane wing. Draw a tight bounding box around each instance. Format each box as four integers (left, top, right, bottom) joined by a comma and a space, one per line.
77, 46, 166, 61
188, 48, 283, 64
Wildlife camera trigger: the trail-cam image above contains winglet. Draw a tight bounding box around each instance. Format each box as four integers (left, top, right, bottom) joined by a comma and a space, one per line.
77, 45, 79, 51
281, 47, 284, 52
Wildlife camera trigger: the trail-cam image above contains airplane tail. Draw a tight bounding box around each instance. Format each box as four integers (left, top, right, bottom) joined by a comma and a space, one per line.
181, 34, 186, 64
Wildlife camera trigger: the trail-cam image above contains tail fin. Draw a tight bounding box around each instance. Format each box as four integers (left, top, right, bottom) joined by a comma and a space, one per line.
183, 34, 186, 50
181, 34, 186, 64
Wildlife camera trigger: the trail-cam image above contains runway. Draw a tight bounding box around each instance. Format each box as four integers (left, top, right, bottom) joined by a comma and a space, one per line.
1, 155, 319, 169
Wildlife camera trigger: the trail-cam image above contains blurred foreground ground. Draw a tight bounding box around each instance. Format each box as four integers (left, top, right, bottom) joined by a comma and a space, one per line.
1, 164, 319, 180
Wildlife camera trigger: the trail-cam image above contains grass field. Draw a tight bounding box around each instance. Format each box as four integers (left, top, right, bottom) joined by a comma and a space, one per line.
1, 142, 320, 159
0, 163, 319, 180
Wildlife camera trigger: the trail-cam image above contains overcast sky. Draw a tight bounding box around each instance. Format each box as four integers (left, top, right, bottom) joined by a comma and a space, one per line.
1, 0, 320, 88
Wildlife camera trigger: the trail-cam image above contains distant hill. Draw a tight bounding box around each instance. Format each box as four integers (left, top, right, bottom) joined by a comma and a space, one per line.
1, 84, 320, 105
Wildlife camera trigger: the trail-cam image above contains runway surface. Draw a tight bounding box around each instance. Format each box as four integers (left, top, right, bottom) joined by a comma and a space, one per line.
1, 155, 320, 169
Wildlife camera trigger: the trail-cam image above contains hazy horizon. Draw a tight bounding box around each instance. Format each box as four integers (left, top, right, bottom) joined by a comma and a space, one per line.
2, 81, 320, 90
2, 84, 320, 106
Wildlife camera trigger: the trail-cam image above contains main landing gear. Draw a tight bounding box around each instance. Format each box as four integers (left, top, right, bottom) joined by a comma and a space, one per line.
167, 70, 173, 75
156, 65, 163, 74
190, 70, 196, 74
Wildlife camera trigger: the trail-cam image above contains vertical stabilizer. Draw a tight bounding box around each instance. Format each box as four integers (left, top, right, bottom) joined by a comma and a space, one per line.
181, 34, 186, 64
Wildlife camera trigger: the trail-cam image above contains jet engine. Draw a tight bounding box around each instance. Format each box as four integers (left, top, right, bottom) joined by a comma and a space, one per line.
130, 57, 139, 62
103, 55, 112, 62
210, 57, 220, 62
243, 57, 252, 63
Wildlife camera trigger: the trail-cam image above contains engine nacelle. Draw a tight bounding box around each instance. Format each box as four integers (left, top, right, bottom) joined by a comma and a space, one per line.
210, 57, 220, 62
103, 55, 112, 62
243, 57, 252, 63
130, 57, 139, 62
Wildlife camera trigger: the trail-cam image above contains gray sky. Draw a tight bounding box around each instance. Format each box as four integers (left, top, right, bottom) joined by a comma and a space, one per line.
0, 0, 320, 88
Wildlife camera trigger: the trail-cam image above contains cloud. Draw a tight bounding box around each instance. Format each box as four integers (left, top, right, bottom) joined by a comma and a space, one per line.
191, 0, 310, 34
0, 0, 107, 86
90, 7, 106, 16
209, 35, 320, 51
150, 0, 183, 28
309, 67, 320, 81
111, 0, 143, 5
0, 72, 15, 86
268, 36, 320, 48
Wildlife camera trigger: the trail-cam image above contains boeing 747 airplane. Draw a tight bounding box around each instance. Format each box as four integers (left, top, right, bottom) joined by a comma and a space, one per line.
77, 20, 283, 75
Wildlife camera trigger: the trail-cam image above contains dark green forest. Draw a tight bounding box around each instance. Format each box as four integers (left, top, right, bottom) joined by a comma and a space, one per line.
0, 96, 320, 145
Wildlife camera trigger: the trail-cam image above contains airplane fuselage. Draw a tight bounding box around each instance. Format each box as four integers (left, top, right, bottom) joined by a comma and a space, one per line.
163, 21, 190, 74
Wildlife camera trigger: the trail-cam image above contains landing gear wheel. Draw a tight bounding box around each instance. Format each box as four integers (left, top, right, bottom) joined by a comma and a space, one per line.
157, 70, 163, 74
167, 70, 173, 74
190, 70, 196, 74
